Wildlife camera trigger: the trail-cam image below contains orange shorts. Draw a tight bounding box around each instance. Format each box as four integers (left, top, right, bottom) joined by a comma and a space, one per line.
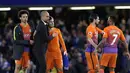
15, 52, 30, 68
46, 51, 63, 70
100, 53, 117, 68
85, 52, 99, 70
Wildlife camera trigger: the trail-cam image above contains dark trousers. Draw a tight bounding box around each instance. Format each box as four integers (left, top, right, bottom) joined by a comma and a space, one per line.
33, 45, 46, 73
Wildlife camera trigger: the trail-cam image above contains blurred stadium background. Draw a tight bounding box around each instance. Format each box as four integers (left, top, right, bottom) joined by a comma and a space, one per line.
0, 0, 130, 73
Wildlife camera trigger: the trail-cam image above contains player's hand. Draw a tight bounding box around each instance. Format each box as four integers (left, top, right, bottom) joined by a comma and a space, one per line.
124, 52, 130, 60
64, 51, 68, 56
97, 48, 102, 53
94, 45, 98, 49
93, 49, 97, 55
30, 40, 34, 45
52, 33, 58, 37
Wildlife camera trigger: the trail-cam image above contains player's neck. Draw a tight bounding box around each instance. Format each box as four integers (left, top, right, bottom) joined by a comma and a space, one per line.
91, 22, 96, 27
49, 27, 54, 29
21, 22, 28, 26
112, 23, 115, 25
110, 24, 115, 26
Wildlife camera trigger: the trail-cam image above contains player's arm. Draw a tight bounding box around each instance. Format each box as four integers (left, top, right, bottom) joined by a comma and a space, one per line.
120, 30, 130, 59
97, 38, 106, 49
120, 31, 129, 53
13, 25, 30, 45
122, 41, 129, 52
87, 38, 97, 48
33, 23, 39, 39
96, 27, 104, 34
97, 28, 107, 49
58, 29, 67, 55
87, 29, 98, 49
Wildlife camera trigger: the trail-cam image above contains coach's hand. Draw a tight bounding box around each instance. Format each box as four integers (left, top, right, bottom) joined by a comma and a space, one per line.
30, 40, 34, 45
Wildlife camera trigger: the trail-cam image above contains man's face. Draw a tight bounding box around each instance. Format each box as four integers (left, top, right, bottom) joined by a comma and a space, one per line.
42, 12, 50, 22
49, 18, 54, 27
20, 14, 28, 23
95, 16, 100, 24
107, 17, 112, 25
8, 18, 13, 24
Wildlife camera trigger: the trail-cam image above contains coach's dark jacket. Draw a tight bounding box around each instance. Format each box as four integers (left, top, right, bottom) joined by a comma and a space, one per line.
33, 20, 53, 52
32, 20, 53, 73
12, 23, 35, 60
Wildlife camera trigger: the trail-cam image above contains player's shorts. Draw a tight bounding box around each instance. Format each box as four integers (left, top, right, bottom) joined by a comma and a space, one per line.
85, 52, 99, 70
100, 53, 117, 68
15, 52, 30, 68
46, 51, 63, 71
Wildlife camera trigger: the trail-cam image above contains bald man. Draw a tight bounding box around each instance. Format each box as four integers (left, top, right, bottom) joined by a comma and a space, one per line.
33, 11, 57, 73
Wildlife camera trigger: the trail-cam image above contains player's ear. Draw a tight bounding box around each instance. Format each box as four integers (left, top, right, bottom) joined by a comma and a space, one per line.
19, 17, 21, 20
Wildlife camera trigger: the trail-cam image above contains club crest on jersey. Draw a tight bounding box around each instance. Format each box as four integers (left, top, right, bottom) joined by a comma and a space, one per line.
24, 34, 31, 40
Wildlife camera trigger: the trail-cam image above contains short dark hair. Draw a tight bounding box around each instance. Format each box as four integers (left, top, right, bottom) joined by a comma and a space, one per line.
40, 11, 48, 17
89, 13, 98, 22
109, 15, 116, 23
18, 10, 29, 18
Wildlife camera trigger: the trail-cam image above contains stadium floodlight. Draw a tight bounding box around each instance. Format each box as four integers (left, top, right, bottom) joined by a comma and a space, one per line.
70, 6, 95, 10
114, 6, 130, 9
0, 7, 11, 11
28, 7, 53, 10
